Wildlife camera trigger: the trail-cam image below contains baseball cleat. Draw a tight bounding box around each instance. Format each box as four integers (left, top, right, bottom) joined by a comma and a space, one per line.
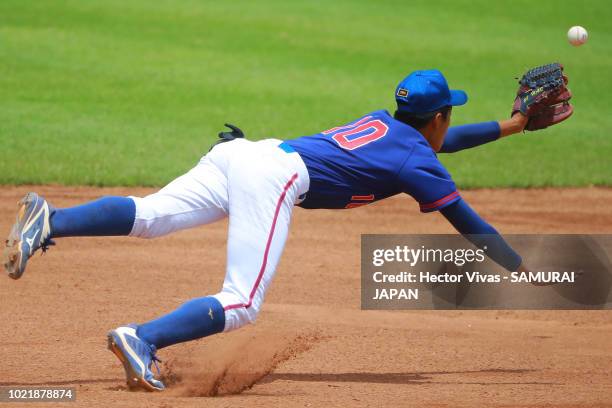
107, 325, 165, 392
3, 192, 54, 280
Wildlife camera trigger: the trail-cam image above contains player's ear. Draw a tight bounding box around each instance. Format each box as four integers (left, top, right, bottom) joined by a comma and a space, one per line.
435, 108, 451, 127
432, 112, 444, 128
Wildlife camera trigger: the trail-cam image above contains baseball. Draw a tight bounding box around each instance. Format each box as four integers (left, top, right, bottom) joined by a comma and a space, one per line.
567, 25, 588, 46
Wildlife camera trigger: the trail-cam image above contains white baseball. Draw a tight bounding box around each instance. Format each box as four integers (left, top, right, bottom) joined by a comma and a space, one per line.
567, 26, 588, 46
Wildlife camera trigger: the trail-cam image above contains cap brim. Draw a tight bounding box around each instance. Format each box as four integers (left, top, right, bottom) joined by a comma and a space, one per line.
449, 89, 468, 106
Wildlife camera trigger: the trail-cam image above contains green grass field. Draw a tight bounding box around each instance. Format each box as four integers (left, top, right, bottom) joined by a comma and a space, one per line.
1, 0, 611, 187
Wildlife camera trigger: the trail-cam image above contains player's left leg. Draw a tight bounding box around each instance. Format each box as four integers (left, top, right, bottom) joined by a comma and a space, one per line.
213, 140, 309, 331
112, 139, 308, 391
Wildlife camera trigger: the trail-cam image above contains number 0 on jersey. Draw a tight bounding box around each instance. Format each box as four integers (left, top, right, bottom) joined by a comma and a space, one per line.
322, 116, 389, 150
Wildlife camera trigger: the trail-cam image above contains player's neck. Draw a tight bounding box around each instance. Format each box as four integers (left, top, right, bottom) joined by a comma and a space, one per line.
418, 126, 443, 152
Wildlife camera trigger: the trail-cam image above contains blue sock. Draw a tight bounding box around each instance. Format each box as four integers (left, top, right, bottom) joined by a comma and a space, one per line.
50, 196, 136, 237
137, 297, 226, 349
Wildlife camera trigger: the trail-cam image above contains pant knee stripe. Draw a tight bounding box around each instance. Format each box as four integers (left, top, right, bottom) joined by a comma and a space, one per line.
223, 173, 298, 311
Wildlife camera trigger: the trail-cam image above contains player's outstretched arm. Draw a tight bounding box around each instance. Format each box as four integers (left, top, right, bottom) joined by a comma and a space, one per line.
439, 198, 522, 272
499, 113, 529, 137
439, 113, 528, 153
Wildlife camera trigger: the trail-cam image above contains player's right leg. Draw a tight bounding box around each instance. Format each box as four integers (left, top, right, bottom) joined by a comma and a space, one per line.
3, 153, 230, 279
3, 192, 54, 279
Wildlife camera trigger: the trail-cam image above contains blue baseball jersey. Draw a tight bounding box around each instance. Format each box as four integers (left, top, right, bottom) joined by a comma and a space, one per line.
285, 110, 461, 212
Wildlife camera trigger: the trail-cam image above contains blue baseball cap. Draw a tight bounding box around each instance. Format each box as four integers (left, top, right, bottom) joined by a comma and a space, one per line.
395, 69, 468, 114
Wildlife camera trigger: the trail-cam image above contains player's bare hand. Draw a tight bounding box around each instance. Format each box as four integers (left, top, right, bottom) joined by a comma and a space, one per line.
511, 112, 529, 131
499, 113, 528, 137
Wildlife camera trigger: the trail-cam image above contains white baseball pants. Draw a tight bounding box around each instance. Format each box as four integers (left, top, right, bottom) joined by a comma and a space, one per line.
128, 139, 309, 331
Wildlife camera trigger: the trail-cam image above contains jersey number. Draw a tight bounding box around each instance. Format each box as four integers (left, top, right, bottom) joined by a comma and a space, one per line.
322, 116, 389, 150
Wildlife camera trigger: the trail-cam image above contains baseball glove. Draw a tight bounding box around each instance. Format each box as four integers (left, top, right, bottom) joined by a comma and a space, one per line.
511, 63, 573, 131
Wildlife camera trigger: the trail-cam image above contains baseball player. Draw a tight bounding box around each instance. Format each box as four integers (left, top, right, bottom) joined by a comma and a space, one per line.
3, 66, 571, 391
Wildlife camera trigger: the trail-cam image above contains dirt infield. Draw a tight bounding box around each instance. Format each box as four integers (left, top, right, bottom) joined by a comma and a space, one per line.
1, 186, 611, 408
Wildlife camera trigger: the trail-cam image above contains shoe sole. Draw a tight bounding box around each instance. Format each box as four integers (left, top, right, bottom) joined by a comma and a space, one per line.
107, 332, 163, 392
3, 193, 42, 280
